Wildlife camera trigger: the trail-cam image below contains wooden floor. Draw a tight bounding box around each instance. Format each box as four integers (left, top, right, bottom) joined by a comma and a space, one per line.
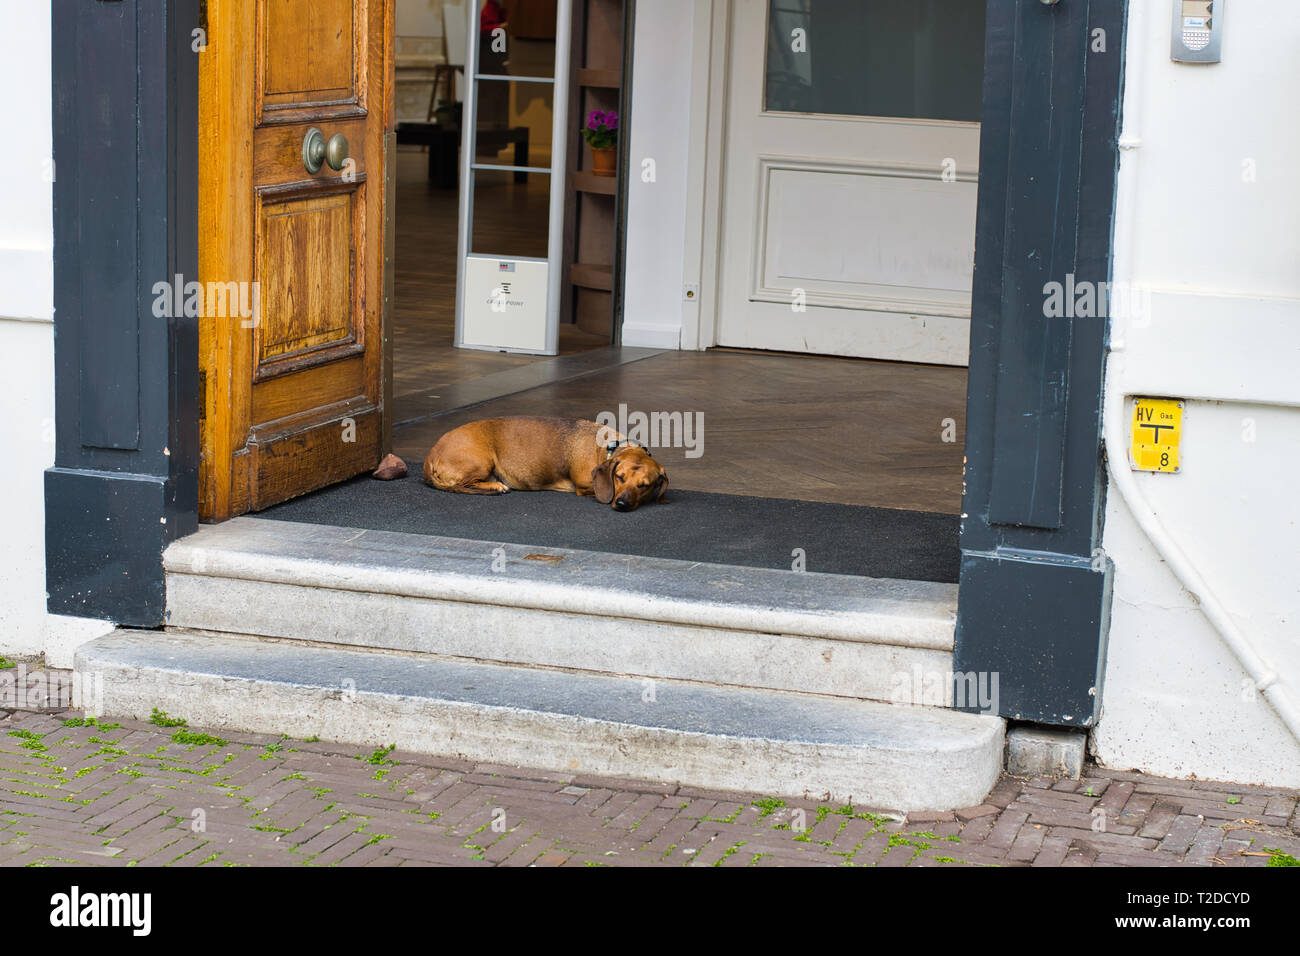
392, 149, 606, 421
393, 349, 968, 513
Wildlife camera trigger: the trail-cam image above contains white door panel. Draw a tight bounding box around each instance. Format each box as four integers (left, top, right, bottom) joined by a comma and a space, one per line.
754, 158, 978, 312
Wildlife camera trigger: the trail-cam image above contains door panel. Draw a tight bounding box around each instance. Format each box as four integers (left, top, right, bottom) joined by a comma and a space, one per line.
251, 359, 366, 423
261, 0, 357, 106
716, 0, 983, 365
753, 158, 978, 314
200, 0, 392, 521
258, 0, 361, 111
255, 188, 361, 373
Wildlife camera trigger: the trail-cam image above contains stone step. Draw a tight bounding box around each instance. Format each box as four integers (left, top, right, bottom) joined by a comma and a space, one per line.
164, 518, 960, 705
75, 629, 1004, 811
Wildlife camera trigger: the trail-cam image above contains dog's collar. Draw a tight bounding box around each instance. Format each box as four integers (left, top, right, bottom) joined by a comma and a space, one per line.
605, 441, 644, 460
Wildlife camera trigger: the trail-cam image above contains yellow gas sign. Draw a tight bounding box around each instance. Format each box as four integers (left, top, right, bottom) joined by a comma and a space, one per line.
1130, 398, 1183, 473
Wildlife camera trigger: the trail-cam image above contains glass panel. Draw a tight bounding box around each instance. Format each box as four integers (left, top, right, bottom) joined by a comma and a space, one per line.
473, 81, 553, 169
476, 1, 557, 79
765, 0, 985, 122
470, 170, 551, 260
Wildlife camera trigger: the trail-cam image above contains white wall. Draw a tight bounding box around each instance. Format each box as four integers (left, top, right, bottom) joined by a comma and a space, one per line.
0, 1, 56, 659
397, 0, 445, 37
395, 0, 449, 124
0, 3, 114, 665
1093, 2, 1300, 785
619, 0, 696, 349
3, 2, 53, 322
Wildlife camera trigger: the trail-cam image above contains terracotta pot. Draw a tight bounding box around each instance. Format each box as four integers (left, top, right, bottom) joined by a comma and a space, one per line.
591, 146, 616, 177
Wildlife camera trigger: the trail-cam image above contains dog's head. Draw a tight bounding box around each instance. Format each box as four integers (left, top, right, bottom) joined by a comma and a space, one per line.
590, 445, 668, 511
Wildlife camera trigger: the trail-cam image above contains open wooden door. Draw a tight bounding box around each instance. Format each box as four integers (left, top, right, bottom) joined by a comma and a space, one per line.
198, 0, 393, 521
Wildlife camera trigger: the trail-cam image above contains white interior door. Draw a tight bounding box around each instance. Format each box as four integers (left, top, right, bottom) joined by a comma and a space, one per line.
716, 0, 984, 365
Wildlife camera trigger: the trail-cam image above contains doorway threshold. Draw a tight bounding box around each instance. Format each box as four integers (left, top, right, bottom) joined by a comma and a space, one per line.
393, 346, 662, 427
255, 473, 960, 583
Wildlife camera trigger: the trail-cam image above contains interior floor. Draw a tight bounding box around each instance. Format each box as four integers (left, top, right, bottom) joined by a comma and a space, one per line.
391, 138, 966, 515
392, 349, 968, 514
392, 148, 607, 423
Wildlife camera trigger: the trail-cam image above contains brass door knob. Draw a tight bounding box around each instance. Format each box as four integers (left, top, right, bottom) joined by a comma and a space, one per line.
302, 127, 350, 174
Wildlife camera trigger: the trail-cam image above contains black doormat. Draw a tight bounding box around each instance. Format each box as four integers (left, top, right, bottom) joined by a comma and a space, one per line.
255, 461, 960, 583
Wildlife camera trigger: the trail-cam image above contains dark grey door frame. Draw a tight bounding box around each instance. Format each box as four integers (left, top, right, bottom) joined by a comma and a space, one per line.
45, 0, 200, 625
46, 0, 1127, 733
955, 0, 1126, 728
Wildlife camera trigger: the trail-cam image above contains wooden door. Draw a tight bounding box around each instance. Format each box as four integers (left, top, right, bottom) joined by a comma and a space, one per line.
716, 0, 983, 365
198, 0, 393, 521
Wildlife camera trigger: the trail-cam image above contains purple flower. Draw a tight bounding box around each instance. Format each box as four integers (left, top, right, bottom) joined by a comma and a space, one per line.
582, 109, 619, 148
586, 109, 619, 131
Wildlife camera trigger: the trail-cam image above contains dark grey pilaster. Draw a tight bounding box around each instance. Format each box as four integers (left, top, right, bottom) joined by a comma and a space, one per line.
955, 0, 1126, 726
46, 0, 200, 625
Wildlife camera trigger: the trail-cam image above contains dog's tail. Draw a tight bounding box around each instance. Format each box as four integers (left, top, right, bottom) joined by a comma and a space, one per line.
422, 456, 441, 488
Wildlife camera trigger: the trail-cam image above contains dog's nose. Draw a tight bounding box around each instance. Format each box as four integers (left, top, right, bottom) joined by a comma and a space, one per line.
614, 494, 632, 510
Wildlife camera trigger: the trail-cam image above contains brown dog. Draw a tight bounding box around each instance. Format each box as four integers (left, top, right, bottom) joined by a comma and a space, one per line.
423, 416, 668, 511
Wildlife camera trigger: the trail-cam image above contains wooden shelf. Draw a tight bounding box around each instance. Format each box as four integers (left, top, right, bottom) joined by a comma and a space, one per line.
576, 68, 621, 89
562, 0, 627, 343
570, 262, 613, 291
572, 170, 616, 195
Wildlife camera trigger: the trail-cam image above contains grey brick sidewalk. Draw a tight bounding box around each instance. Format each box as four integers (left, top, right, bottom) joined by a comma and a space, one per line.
2, 662, 1298, 867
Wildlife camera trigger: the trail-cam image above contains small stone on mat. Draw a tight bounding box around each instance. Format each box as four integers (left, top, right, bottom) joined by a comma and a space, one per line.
372, 453, 408, 480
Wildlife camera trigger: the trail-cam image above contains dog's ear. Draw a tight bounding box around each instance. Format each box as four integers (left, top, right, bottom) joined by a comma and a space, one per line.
656, 471, 669, 503
590, 458, 617, 504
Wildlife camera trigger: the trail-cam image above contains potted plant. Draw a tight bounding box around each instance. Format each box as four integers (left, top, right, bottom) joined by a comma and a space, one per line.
583, 109, 619, 177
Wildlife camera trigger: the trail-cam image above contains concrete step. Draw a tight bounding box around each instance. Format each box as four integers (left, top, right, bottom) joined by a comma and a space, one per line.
164, 518, 960, 705
75, 629, 1004, 811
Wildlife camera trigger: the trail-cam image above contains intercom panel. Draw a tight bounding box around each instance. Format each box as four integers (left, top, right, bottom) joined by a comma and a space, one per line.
1171, 0, 1223, 63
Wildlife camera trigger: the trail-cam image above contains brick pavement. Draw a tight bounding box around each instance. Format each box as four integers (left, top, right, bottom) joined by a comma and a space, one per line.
2, 662, 1297, 867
